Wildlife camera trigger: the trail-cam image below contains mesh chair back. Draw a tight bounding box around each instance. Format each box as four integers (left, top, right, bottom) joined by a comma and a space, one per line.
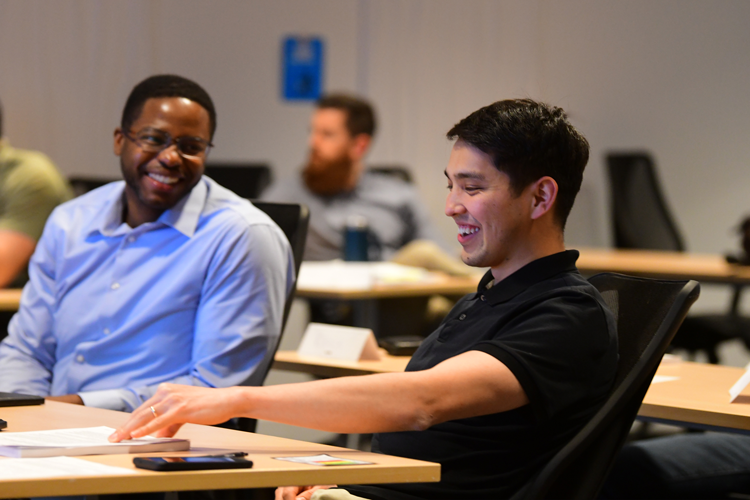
205, 163, 272, 199
606, 153, 685, 251
511, 273, 700, 500
251, 201, 309, 332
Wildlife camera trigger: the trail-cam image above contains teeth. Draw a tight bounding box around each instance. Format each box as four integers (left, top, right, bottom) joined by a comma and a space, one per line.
148, 173, 179, 185
458, 225, 479, 236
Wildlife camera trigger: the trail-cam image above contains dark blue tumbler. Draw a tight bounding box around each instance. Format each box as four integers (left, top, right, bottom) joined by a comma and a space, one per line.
344, 215, 369, 261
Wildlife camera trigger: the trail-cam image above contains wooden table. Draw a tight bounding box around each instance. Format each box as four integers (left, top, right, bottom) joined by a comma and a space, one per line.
576, 248, 750, 284
0, 289, 21, 311
640, 361, 750, 433
295, 272, 480, 300
274, 351, 411, 378
295, 248, 750, 303
0, 401, 439, 498
273, 354, 750, 434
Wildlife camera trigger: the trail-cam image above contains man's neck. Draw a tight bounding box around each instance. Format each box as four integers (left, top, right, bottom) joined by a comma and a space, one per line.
490, 236, 566, 283
344, 160, 364, 192
122, 190, 164, 228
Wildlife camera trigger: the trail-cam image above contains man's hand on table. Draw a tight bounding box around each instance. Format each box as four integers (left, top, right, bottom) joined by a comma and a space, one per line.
46, 394, 84, 405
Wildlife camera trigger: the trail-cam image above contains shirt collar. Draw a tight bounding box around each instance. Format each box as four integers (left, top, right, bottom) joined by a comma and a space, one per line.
92, 178, 207, 238
477, 250, 581, 305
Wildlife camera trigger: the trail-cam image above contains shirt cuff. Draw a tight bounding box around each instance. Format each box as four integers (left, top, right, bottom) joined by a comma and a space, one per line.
78, 389, 130, 412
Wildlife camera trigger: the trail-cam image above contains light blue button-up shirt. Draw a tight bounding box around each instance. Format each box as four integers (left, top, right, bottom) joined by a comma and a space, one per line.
0, 177, 293, 411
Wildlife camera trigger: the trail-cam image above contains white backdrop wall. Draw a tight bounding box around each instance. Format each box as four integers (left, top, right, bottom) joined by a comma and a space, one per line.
3, 0, 750, 308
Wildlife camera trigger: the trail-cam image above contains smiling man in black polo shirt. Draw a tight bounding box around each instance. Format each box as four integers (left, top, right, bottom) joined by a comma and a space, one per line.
111, 98, 618, 500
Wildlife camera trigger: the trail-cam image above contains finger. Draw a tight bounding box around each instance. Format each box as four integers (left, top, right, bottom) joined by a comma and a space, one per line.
110, 400, 173, 441
155, 422, 183, 438
275, 486, 303, 500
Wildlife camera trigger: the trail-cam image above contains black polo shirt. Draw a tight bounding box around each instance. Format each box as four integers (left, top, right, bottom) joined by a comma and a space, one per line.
347, 250, 618, 500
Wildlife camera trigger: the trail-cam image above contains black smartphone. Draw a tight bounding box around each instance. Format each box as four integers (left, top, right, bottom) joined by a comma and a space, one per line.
133, 454, 253, 471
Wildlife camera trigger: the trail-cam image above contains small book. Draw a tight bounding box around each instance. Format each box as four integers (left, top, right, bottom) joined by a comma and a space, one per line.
0, 426, 189, 458
0, 392, 44, 407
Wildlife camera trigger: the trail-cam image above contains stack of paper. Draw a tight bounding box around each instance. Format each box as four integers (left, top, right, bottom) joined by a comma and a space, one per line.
0, 426, 189, 458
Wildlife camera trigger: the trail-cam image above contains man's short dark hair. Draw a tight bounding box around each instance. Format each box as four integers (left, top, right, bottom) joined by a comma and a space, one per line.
447, 98, 589, 229
121, 75, 216, 139
316, 93, 376, 138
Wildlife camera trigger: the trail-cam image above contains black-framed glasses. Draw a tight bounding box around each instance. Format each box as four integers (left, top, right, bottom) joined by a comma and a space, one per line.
123, 127, 213, 159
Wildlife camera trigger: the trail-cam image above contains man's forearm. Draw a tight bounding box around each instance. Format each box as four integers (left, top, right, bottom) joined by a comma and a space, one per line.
0, 230, 35, 287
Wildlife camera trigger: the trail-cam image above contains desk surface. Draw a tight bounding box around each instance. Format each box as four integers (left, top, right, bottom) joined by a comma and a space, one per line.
640, 361, 750, 432
294, 248, 750, 301
274, 351, 411, 378
273, 353, 750, 433
0, 288, 21, 311
576, 248, 750, 284
295, 272, 480, 300
0, 401, 438, 498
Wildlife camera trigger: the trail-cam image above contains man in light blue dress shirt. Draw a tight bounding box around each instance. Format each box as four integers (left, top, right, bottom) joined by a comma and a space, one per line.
0, 75, 294, 412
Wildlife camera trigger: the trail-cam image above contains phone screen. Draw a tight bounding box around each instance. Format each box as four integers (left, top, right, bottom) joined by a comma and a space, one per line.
153, 456, 244, 464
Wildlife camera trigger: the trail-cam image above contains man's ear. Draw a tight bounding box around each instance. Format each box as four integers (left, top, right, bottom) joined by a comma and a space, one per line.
529, 176, 559, 220
350, 133, 371, 161
113, 128, 124, 156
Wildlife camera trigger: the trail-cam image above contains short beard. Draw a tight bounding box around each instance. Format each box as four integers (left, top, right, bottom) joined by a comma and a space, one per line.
302, 153, 355, 197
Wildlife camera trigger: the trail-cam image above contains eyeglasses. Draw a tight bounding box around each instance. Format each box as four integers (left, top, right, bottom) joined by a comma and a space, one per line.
123, 128, 213, 159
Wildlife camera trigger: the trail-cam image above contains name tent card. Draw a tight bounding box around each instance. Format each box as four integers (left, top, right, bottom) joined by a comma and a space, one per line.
298, 323, 381, 362
729, 362, 750, 403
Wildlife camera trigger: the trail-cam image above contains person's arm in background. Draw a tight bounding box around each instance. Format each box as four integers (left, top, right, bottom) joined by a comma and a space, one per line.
77, 222, 294, 412
0, 151, 72, 288
0, 231, 35, 287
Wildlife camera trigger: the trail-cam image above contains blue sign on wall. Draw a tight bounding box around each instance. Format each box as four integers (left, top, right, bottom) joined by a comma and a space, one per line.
282, 36, 324, 101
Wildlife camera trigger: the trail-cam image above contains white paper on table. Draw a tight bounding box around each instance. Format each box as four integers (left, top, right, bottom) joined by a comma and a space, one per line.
0, 456, 136, 480
651, 375, 680, 384
298, 323, 381, 362
297, 261, 432, 291
0, 426, 153, 448
729, 362, 750, 402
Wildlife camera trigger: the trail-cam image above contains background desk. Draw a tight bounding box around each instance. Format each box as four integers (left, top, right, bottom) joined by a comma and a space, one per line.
295, 272, 479, 300
576, 248, 750, 284
0, 289, 21, 311
641, 361, 750, 433
0, 401, 439, 498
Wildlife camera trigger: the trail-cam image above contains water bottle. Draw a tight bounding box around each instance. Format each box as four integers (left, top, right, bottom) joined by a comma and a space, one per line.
344, 215, 369, 261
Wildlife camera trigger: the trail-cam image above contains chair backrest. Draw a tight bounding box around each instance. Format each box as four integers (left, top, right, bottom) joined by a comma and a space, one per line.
205, 163, 272, 199
68, 176, 120, 197
512, 273, 700, 500
251, 201, 309, 332
606, 152, 685, 251
368, 164, 413, 184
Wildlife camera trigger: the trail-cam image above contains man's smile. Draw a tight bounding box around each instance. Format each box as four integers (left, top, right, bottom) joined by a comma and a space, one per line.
145, 171, 181, 187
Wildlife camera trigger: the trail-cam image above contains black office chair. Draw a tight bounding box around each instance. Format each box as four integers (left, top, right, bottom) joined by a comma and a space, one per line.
368, 164, 413, 184
205, 163, 272, 199
510, 273, 700, 500
606, 152, 748, 363
232, 201, 309, 433
68, 176, 120, 197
